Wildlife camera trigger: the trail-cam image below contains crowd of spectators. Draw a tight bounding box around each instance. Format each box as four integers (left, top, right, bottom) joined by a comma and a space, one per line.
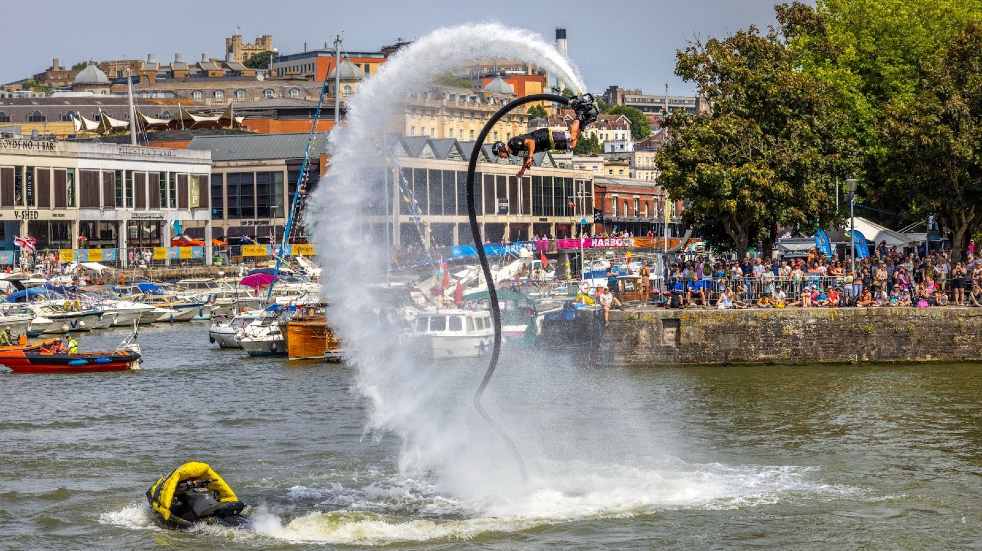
664, 241, 982, 309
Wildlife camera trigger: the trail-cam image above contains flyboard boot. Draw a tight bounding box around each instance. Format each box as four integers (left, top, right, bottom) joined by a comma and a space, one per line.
570, 93, 600, 128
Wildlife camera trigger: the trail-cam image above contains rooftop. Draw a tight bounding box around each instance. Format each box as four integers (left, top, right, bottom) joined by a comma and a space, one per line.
188, 132, 330, 162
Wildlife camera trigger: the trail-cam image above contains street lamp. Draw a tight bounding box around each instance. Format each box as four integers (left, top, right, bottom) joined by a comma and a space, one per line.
846, 178, 858, 274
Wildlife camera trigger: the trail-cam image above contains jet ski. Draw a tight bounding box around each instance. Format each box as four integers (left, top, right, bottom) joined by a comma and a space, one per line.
146, 461, 247, 528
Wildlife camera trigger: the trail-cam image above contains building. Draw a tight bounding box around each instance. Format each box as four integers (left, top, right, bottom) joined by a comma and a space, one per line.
32, 58, 77, 88
272, 48, 386, 81
603, 85, 708, 115
72, 64, 112, 95
186, 133, 327, 244
0, 137, 212, 266
375, 135, 595, 248
399, 83, 528, 143
226, 34, 274, 64
585, 114, 633, 153
593, 176, 683, 238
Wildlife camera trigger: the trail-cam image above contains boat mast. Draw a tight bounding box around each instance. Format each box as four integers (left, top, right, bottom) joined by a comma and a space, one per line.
126, 69, 138, 145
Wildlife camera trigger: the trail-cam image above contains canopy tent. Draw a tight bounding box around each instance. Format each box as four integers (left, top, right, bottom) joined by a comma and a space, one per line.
98, 111, 130, 133
138, 111, 172, 129
71, 112, 101, 133
177, 104, 221, 129
850, 216, 923, 248
136, 282, 164, 295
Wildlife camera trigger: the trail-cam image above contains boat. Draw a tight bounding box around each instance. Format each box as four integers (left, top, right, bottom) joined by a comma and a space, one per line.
284, 304, 342, 361
0, 337, 141, 374
146, 461, 247, 528
411, 309, 494, 360
208, 310, 262, 349
27, 301, 105, 333
238, 316, 287, 356
153, 306, 198, 323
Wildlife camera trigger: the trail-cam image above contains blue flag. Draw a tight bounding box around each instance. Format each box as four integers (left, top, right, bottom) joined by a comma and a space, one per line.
814, 229, 833, 257
851, 230, 869, 259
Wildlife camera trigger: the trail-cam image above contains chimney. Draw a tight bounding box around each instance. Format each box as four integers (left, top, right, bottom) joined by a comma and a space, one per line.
175, 52, 183, 63
304, 41, 308, 52
52, 57, 60, 70
201, 53, 207, 62
147, 53, 152, 63
555, 28, 568, 57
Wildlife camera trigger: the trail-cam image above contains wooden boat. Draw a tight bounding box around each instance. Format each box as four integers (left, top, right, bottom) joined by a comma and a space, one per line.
285, 305, 342, 361
0, 338, 141, 374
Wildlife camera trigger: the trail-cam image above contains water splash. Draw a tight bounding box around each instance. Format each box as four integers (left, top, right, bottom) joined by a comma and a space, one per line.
309, 23, 585, 502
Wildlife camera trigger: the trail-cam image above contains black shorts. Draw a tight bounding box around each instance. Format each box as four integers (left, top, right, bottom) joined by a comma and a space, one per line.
953, 279, 963, 289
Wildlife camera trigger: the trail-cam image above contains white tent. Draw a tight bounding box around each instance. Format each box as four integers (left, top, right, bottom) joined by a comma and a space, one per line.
71, 112, 100, 132
851, 216, 920, 247
81, 262, 111, 273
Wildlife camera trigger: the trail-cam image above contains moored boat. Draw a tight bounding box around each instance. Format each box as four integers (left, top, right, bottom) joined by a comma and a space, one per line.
285, 304, 342, 361
0, 338, 141, 374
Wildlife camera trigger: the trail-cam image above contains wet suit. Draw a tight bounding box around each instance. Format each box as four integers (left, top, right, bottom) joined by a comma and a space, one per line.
507, 128, 571, 156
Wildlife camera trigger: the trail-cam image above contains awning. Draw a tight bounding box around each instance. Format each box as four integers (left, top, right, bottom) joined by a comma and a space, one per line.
6, 287, 61, 302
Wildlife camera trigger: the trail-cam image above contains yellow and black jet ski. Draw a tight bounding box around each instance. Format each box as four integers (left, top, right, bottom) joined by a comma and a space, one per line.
146, 461, 247, 528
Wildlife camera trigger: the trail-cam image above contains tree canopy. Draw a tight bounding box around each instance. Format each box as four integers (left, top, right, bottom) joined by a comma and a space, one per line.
244, 51, 275, 69
656, 22, 858, 255
526, 104, 547, 119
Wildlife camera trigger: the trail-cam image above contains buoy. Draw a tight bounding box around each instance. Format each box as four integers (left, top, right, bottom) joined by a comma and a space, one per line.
68, 359, 88, 366
95, 357, 112, 364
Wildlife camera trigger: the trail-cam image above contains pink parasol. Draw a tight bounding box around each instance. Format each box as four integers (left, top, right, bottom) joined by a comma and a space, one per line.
239, 272, 278, 289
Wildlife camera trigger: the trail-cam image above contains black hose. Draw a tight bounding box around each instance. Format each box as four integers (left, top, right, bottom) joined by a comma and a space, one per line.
466, 93, 571, 483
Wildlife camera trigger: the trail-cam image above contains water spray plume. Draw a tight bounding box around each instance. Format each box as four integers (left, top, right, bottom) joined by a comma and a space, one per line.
310, 24, 585, 499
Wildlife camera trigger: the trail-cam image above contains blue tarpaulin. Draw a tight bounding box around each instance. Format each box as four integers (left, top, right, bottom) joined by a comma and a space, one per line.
7, 287, 61, 302
137, 282, 164, 295
451, 242, 530, 258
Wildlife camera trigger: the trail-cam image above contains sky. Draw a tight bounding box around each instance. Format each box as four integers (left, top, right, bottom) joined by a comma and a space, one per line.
0, 0, 782, 94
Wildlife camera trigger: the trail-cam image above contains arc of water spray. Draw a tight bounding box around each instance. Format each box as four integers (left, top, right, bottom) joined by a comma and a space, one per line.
466, 93, 572, 484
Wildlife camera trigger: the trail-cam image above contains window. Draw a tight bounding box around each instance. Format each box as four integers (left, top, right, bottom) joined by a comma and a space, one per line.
61, 112, 74, 121
66, 168, 75, 207
0, 112, 9, 122
289, 87, 301, 98
263, 89, 274, 98
27, 111, 45, 122
235, 89, 246, 100
416, 317, 428, 333
430, 316, 446, 331
125, 171, 136, 207
612, 196, 618, 217
255, 171, 284, 218
211, 174, 223, 219
410, 126, 415, 136
168, 172, 178, 207
192, 90, 203, 101
14, 166, 22, 205
449, 316, 462, 331
226, 172, 254, 219
214, 90, 224, 100
343, 84, 352, 96
158, 172, 167, 208
113, 170, 125, 208
634, 198, 640, 216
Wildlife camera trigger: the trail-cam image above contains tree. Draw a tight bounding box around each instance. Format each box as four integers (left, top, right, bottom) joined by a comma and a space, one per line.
606, 105, 651, 140
526, 104, 547, 119
880, 22, 982, 261
71, 61, 88, 71
574, 133, 602, 155
244, 51, 275, 69
656, 22, 859, 256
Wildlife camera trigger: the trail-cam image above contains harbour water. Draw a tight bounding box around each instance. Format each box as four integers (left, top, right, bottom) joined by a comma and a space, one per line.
1, 324, 980, 550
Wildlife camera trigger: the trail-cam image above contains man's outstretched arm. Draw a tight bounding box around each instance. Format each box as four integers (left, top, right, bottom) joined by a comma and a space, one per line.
516, 138, 535, 178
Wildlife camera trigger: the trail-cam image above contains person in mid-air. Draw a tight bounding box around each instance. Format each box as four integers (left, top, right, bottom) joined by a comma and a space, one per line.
492, 94, 599, 178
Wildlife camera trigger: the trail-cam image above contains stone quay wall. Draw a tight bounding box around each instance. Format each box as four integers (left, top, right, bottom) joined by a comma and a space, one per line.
542, 307, 982, 367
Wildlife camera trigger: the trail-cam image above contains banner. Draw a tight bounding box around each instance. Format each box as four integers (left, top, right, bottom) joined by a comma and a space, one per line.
56, 248, 117, 263
0, 251, 15, 265
87, 248, 103, 262
241, 244, 270, 257
58, 249, 75, 263
290, 243, 316, 256
190, 246, 205, 259
178, 247, 194, 260
815, 229, 833, 257
851, 230, 870, 259
153, 247, 169, 261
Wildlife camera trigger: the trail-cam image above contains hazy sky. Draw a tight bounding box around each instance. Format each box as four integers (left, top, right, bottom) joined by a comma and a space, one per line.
1, 0, 782, 94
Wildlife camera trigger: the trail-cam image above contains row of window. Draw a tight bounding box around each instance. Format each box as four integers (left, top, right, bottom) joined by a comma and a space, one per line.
379, 168, 593, 218
187, 87, 306, 101
210, 171, 285, 220
607, 195, 677, 218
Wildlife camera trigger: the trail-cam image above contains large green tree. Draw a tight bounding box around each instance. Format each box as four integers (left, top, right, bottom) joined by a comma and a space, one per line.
780, 0, 982, 239
656, 23, 858, 255
244, 51, 275, 69
880, 23, 982, 261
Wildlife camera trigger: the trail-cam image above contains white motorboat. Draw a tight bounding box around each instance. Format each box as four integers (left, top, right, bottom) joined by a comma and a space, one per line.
238, 317, 286, 356
0, 304, 48, 338
411, 309, 494, 360
208, 311, 262, 349
0, 312, 33, 341
28, 302, 104, 333
154, 307, 198, 323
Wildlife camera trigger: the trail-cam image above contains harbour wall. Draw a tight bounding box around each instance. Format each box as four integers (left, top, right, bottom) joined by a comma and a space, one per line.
541, 307, 982, 366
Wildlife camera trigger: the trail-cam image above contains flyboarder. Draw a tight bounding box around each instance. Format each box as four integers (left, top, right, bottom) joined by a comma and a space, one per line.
492, 93, 600, 178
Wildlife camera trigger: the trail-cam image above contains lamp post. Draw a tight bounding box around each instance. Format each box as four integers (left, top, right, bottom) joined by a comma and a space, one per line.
846, 178, 857, 274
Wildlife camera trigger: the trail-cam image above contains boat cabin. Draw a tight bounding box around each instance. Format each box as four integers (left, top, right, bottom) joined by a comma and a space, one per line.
414, 310, 492, 336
